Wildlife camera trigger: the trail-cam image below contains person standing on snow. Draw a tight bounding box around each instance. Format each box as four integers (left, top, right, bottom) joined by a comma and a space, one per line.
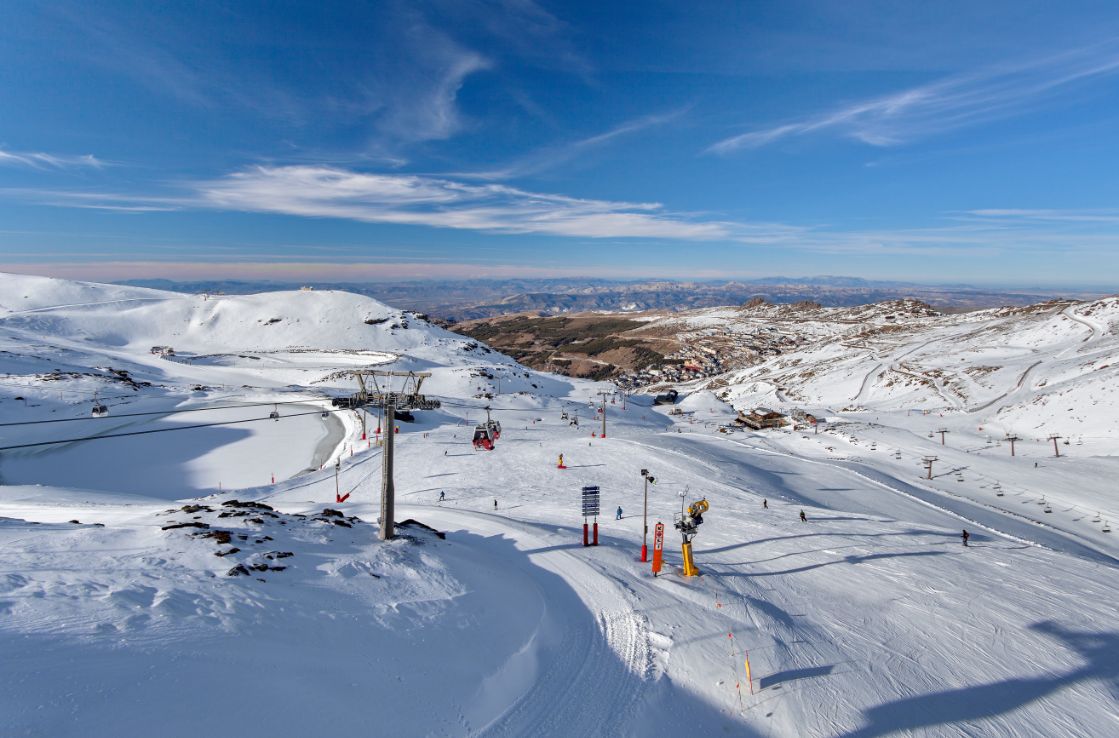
962, 529, 970, 546
800, 510, 807, 523
616, 506, 623, 520
763, 499, 768, 509
439, 491, 445, 502
494, 499, 498, 510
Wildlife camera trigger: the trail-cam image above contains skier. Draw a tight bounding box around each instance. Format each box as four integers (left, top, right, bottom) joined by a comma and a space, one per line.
616, 506, 623, 520
763, 499, 768, 509
961, 529, 970, 547
799, 510, 807, 523
439, 491, 445, 502
494, 499, 498, 510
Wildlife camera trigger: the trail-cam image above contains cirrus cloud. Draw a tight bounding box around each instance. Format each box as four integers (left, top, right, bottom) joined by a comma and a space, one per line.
194, 164, 778, 241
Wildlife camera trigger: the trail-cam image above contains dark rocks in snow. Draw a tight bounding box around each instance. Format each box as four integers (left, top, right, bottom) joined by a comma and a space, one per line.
227, 564, 250, 577
68, 519, 80, 524
264, 551, 293, 560
248, 563, 286, 572
215, 547, 240, 557
397, 519, 446, 540
248, 517, 265, 525
320, 508, 344, 518
221, 500, 274, 511
197, 530, 233, 545
180, 504, 213, 514
162, 521, 210, 530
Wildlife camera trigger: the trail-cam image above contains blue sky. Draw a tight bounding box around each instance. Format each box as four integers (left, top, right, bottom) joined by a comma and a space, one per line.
2, 1, 1119, 286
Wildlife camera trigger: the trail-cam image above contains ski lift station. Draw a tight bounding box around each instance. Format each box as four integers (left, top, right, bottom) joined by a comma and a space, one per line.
737, 407, 788, 430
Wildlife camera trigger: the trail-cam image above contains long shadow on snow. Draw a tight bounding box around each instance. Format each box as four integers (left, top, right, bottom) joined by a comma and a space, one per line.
709, 550, 947, 579
759, 665, 835, 690
705, 528, 959, 555
837, 621, 1119, 738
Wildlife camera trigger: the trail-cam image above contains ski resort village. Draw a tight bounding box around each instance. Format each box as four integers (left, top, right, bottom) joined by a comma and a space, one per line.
2, 272, 1118, 737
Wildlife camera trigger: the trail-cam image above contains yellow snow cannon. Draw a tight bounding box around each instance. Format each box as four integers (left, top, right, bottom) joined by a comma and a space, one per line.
674, 497, 709, 577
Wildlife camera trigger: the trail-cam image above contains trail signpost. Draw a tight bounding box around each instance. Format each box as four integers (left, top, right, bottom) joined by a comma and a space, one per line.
651, 522, 664, 576
582, 485, 600, 547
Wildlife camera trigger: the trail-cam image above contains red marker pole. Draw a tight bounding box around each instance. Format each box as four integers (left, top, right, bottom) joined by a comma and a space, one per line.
651, 522, 664, 576
583, 522, 589, 547
593, 520, 599, 546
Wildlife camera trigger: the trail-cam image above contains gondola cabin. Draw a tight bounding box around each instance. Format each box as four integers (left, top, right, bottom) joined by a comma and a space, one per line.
472, 425, 495, 451
91, 403, 109, 417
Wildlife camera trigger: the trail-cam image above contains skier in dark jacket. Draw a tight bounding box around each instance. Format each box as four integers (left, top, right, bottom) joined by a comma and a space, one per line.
962, 529, 970, 546
616, 506, 623, 520
799, 510, 807, 523
763, 499, 768, 509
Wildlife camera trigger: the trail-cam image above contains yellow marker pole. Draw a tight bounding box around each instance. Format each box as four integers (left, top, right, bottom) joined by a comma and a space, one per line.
744, 650, 754, 695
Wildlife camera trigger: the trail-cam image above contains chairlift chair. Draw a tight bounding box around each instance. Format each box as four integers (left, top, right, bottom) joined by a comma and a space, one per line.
321, 409, 329, 418
269, 404, 280, 421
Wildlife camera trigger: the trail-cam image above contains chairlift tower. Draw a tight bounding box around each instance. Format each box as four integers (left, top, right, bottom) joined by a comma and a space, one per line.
347, 371, 440, 540
1048, 434, 1063, 458
597, 391, 611, 438
937, 428, 949, 446
1006, 434, 1020, 457
922, 455, 938, 480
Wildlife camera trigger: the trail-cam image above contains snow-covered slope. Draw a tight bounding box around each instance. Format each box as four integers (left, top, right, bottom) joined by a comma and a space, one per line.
709, 297, 1119, 435
2, 274, 1118, 738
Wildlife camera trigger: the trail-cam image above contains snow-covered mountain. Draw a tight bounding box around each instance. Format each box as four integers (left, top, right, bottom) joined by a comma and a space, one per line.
2, 274, 1118, 738
695, 297, 1119, 445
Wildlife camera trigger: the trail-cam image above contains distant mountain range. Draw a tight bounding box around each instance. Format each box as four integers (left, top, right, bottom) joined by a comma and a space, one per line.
117, 276, 1110, 322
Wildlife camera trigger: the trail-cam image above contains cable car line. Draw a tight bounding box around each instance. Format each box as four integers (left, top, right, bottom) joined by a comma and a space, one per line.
0, 407, 354, 452
0, 397, 339, 428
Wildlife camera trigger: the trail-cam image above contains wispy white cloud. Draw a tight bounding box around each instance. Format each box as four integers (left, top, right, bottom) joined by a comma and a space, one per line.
709, 43, 1119, 154
192, 165, 773, 241
964, 208, 1119, 224
8, 165, 1119, 262
458, 107, 691, 180
0, 148, 104, 170
370, 38, 492, 145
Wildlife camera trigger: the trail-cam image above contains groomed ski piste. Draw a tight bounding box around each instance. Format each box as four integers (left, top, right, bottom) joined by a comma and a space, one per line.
1, 273, 1117, 738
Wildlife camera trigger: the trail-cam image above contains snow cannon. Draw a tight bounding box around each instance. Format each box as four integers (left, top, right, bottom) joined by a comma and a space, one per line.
673, 498, 709, 577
